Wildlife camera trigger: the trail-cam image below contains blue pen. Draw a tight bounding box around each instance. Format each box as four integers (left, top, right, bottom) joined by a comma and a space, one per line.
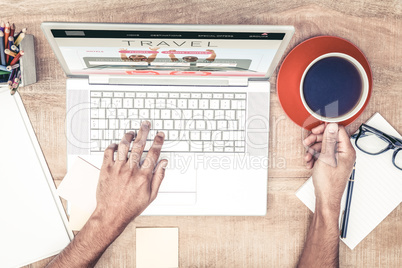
340, 163, 356, 238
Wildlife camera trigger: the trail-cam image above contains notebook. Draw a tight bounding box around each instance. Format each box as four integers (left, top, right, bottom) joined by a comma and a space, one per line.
0, 88, 73, 267
41, 23, 295, 216
296, 113, 402, 249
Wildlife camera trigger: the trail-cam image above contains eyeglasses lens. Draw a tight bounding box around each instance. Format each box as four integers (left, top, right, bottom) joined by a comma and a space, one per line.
356, 130, 389, 154
394, 150, 402, 169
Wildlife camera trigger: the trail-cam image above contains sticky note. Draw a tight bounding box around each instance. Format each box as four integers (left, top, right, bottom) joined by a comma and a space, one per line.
136, 227, 179, 268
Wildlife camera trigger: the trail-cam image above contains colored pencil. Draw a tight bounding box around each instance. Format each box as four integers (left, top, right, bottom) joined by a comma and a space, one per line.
10, 50, 23, 66
0, 21, 4, 33
14, 32, 25, 46
4, 22, 10, 48
6, 63, 19, 71
0, 31, 5, 66
10, 45, 19, 52
0, 65, 10, 72
10, 23, 15, 37
4, 49, 17, 57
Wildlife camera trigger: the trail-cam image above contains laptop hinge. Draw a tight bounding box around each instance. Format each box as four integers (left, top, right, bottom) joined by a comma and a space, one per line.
88, 75, 248, 87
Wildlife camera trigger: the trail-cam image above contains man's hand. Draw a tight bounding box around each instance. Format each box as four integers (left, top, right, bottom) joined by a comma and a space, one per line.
307, 123, 356, 212
46, 122, 167, 268
298, 123, 356, 268
96, 121, 168, 232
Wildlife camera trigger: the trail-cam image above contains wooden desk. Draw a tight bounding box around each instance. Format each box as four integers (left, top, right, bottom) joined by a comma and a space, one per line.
9, 0, 400, 267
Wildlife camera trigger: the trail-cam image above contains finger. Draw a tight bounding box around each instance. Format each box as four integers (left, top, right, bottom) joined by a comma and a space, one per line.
303, 133, 323, 147
337, 126, 356, 165
305, 143, 322, 160
150, 160, 168, 201
128, 121, 151, 169
116, 131, 136, 163
311, 123, 326, 135
141, 132, 165, 173
102, 143, 118, 166
319, 123, 339, 166
306, 158, 315, 169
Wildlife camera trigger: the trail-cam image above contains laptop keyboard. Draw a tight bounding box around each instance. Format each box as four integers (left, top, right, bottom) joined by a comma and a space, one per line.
90, 91, 247, 153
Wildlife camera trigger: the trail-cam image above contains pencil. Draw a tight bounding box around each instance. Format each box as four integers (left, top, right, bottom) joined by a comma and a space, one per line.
10, 23, 15, 37
10, 50, 23, 66
340, 163, 356, 239
11, 45, 19, 53
0, 31, 5, 66
4, 49, 17, 57
6, 63, 19, 71
0, 21, 4, 33
0, 65, 10, 72
14, 32, 25, 46
4, 22, 10, 48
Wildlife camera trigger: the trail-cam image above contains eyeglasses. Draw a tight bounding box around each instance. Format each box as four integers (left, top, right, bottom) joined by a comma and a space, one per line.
351, 124, 402, 170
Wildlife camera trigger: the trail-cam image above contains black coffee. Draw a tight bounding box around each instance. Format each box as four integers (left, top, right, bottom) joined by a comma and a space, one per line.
303, 56, 363, 118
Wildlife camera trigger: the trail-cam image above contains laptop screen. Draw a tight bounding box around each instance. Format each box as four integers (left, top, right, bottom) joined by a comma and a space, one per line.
50, 28, 287, 78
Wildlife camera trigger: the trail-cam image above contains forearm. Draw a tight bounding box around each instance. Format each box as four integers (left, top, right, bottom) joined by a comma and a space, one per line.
46, 208, 125, 268
298, 202, 340, 268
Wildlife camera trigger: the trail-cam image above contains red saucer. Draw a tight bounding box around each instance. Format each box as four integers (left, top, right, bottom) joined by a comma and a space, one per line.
277, 36, 373, 130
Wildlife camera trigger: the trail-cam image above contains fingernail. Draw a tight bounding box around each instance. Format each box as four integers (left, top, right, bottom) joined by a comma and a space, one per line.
142, 121, 151, 128
328, 123, 338, 134
162, 160, 168, 169
157, 132, 165, 138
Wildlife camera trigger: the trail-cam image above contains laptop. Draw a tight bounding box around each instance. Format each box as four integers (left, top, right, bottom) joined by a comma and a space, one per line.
41, 22, 294, 216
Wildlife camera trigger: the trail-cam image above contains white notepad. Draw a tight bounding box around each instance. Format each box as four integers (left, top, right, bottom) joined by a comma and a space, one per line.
296, 113, 402, 249
0, 89, 73, 268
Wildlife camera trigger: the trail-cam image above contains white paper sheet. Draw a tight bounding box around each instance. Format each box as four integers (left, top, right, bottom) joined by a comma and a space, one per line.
296, 113, 402, 249
0, 89, 73, 268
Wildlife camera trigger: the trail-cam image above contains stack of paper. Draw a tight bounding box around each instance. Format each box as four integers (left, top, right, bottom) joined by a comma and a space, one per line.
296, 113, 402, 249
57, 157, 100, 230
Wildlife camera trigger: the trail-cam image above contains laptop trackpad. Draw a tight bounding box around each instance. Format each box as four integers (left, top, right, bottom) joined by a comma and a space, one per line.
152, 192, 197, 206
158, 154, 197, 193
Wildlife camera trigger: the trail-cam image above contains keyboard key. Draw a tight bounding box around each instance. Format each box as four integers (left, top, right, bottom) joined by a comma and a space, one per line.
169, 92, 180, 98
190, 131, 201, 140
164, 120, 174, 130
227, 121, 238, 130
224, 147, 234, 152
100, 98, 111, 108
203, 141, 214, 152
238, 100, 246, 109
183, 110, 192, 119
190, 141, 203, 152
91, 98, 100, 108
191, 93, 202, 98
214, 147, 224, 152
128, 109, 139, 118
166, 99, 177, 107
214, 141, 224, 147
109, 119, 119, 129
222, 131, 231, 140
213, 93, 223, 98
158, 92, 169, 98
101, 140, 111, 151
179, 130, 190, 140
196, 120, 206, 130
125, 92, 135, 98
177, 99, 187, 109
235, 141, 245, 147
161, 110, 171, 119
136, 92, 147, 98
98, 119, 108, 129
225, 141, 234, 147
162, 141, 189, 152
103, 92, 113, 97
106, 109, 116, 118
117, 109, 127, 118
188, 99, 198, 109
235, 147, 245, 152
210, 100, 219, 109
225, 110, 236, 120
199, 99, 209, 109
123, 98, 133, 108
169, 130, 179, 141
147, 92, 157, 98
217, 121, 227, 130
150, 109, 160, 119
235, 93, 246, 99
175, 120, 185, 129
104, 130, 114, 139
186, 120, 196, 130
180, 93, 190, 98
131, 120, 141, 129
91, 140, 100, 151
91, 129, 102, 139
134, 99, 144, 108
202, 93, 213, 98
204, 110, 214, 119
139, 109, 149, 118
201, 131, 211, 140
224, 93, 234, 99
220, 100, 230, 109
171, 110, 182, 119
215, 110, 225, 118
206, 120, 217, 130
120, 119, 131, 129
144, 99, 155, 108
114, 92, 124, 98
114, 130, 125, 139
154, 120, 163, 129
91, 109, 99, 119
91, 92, 102, 97
211, 131, 222, 140
155, 99, 165, 108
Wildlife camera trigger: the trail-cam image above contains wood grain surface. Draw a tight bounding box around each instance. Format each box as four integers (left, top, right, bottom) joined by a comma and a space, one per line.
4, 0, 401, 267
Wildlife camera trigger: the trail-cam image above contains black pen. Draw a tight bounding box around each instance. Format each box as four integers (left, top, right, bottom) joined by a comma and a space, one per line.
340, 163, 356, 239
